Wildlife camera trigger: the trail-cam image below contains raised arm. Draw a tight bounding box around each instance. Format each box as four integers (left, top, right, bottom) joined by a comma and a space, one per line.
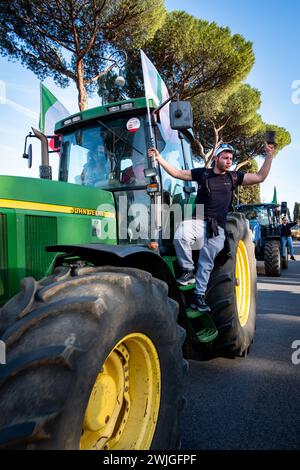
289, 221, 298, 228
242, 143, 275, 186
148, 148, 192, 181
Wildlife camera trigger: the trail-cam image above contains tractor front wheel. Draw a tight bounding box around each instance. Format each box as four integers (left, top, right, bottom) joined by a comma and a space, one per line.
264, 240, 281, 276
0, 266, 186, 450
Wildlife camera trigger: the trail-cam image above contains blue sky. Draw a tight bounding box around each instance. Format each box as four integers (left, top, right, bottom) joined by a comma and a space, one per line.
0, 0, 299, 214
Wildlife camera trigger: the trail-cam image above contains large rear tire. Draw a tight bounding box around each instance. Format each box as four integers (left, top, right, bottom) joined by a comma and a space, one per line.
264, 240, 281, 276
0, 266, 187, 450
206, 213, 257, 357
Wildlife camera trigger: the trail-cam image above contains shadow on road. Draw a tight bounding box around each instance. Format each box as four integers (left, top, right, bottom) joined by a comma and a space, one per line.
180, 245, 300, 450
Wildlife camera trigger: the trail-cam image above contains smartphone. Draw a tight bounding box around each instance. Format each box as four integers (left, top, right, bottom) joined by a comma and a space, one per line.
265, 130, 276, 145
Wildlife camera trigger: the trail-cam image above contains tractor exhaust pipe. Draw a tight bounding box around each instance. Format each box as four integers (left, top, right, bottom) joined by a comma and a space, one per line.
32, 127, 52, 180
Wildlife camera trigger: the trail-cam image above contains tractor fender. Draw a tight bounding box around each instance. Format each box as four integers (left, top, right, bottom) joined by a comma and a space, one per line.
46, 243, 186, 322
265, 235, 281, 242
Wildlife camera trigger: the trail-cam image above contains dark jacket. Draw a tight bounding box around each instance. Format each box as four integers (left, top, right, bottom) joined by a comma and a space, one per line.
280, 221, 297, 237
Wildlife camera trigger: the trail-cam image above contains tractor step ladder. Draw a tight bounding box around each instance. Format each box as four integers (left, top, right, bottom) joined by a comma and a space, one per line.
186, 308, 218, 343
178, 283, 195, 292
179, 284, 218, 343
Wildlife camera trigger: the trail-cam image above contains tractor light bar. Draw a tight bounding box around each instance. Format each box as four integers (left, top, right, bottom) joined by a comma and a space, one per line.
63, 115, 81, 126
120, 102, 133, 110
107, 105, 120, 113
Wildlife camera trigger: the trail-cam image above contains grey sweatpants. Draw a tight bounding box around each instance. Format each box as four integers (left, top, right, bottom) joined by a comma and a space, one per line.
174, 219, 225, 295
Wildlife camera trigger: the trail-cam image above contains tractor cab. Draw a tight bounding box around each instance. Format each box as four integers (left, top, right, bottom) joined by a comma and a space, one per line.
237, 203, 280, 240
236, 203, 285, 275
55, 97, 197, 248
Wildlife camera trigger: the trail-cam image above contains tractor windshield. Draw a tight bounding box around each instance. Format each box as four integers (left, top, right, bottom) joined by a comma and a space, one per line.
237, 205, 270, 227
59, 115, 148, 190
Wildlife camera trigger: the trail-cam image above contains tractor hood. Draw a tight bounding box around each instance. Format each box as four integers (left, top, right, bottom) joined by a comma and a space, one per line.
0, 175, 116, 219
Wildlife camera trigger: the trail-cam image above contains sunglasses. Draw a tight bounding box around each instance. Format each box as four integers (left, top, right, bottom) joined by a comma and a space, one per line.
218, 144, 234, 151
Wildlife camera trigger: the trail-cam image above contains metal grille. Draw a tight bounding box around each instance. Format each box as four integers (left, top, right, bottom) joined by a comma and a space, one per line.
0, 213, 8, 301
25, 215, 57, 279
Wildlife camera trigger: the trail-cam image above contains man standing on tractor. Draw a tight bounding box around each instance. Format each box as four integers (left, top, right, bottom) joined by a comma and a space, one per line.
148, 142, 275, 312
280, 215, 297, 261
274, 203, 281, 223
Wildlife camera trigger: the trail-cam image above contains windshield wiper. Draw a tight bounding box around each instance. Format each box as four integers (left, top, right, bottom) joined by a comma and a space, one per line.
97, 120, 144, 156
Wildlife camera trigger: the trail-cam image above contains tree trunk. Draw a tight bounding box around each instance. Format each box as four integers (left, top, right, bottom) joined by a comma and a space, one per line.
77, 60, 87, 111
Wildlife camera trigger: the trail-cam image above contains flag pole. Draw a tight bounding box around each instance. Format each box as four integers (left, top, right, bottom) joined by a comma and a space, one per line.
140, 50, 155, 159
39, 82, 43, 133
146, 93, 155, 149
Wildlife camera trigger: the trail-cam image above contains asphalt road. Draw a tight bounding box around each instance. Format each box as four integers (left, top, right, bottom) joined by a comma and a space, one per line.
180, 241, 300, 450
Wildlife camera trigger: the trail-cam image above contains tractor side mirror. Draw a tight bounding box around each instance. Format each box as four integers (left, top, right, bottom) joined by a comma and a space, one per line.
170, 100, 193, 130
53, 135, 61, 150
27, 144, 33, 168
23, 143, 33, 168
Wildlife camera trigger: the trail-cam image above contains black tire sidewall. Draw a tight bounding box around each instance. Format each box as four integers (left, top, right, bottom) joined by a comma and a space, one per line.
207, 213, 257, 356
264, 240, 281, 276
31, 275, 184, 450
0, 269, 185, 451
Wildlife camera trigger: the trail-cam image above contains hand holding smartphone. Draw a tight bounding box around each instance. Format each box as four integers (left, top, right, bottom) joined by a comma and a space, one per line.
263, 131, 276, 157
265, 130, 276, 145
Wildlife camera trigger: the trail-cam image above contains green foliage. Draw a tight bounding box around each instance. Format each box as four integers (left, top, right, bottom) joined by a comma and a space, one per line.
233, 160, 260, 206
220, 85, 263, 140
0, 0, 166, 109
97, 70, 127, 104
148, 11, 254, 97
234, 123, 291, 171
293, 202, 300, 222
0, 0, 291, 163
123, 10, 254, 100
122, 10, 259, 168
265, 124, 292, 153
192, 84, 264, 165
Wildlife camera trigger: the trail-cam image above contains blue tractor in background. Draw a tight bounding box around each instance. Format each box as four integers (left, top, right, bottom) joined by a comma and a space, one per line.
236, 203, 288, 276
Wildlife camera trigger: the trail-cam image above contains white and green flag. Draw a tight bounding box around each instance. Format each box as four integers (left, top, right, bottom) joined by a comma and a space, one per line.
39, 83, 69, 149
140, 50, 177, 143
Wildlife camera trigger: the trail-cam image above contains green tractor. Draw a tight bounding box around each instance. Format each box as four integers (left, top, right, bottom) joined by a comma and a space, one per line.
0, 97, 256, 450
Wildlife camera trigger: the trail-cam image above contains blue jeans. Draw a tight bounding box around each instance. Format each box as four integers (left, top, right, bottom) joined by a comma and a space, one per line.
281, 236, 294, 257
174, 220, 225, 295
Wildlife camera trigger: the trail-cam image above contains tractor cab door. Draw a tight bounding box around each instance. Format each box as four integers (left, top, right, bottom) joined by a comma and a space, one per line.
154, 123, 196, 254
267, 206, 280, 235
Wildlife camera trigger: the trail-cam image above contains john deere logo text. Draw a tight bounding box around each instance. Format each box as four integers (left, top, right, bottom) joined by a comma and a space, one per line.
71, 207, 114, 218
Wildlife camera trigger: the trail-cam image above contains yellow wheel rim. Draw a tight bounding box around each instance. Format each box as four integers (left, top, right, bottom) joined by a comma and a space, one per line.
80, 333, 161, 450
235, 240, 251, 327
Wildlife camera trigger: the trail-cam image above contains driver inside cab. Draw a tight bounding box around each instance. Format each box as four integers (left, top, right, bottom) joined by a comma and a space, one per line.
81, 145, 108, 187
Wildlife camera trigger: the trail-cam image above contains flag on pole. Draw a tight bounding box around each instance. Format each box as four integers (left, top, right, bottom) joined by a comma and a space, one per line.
272, 186, 278, 205
39, 83, 69, 150
140, 50, 177, 143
